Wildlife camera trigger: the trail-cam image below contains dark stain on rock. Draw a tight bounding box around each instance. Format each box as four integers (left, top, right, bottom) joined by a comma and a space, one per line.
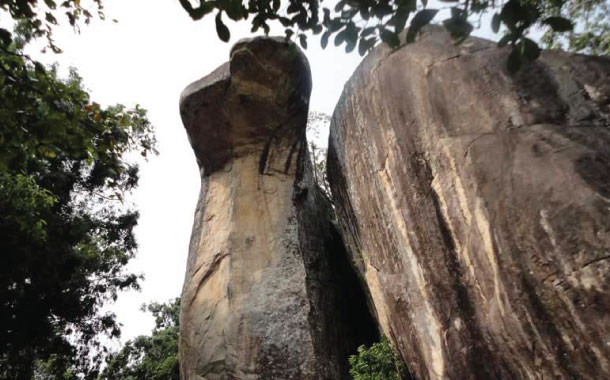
284, 138, 300, 174
259, 136, 273, 174
519, 273, 582, 379
423, 156, 502, 380
574, 153, 610, 199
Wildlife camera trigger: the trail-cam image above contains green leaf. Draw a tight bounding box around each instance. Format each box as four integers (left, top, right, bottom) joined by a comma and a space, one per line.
391, 6, 411, 33
345, 39, 356, 53
194, 4, 215, 19
443, 16, 473, 44
323, 8, 331, 23
329, 18, 343, 32
299, 34, 307, 49
341, 8, 358, 20
279, 16, 293, 27
34, 62, 46, 75
542, 16, 573, 32
380, 29, 400, 48
358, 37, 375, 56
373, 2, 393, 18
0, 28, 12, 48
178, 0, 193, 12
226, 0, 244, 21
345, 21, 359, 43
361, 26, 376, 37
406, 9, 438, 43
507, 46, 522, 74
45, 12, 58, 25
335, 29, 347, 46
43, 149, 56, 158
215, 13, 230, 42
500, 0, 520, 30
491, 13, 501, 33
287, 3, 300, 14
181, 0, 214, 20
321, 30, 330, 49
251, 19, 260, 33
450, 6, 464, 19
360, 7, 370, 20
497, 33, 512, 47
521, 38, 540, 60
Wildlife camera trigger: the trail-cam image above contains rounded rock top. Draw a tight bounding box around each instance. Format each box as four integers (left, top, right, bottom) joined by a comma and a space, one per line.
179, 37, 312, 174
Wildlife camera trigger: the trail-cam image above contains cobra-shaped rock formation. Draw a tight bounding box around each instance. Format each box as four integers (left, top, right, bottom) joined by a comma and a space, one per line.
328, 27, 610, 380
179, 37, 377, 380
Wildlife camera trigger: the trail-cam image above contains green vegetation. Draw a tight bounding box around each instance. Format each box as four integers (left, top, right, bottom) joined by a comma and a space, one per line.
180, 0, 608, 72
99, 298, 180, 380
349, 336, 410, 380
0, 25, 156, 379
0, 0, 608, 378
541, 0, 609, 55
0, 0, 106, 54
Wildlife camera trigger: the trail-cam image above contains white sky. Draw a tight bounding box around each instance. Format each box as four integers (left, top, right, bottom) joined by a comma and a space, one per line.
25, 0, 365, 342
24, 0, 496, 343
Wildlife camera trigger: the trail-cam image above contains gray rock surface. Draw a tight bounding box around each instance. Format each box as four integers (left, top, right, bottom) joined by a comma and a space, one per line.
179, 37, 377, 380
328, 27, 610, 380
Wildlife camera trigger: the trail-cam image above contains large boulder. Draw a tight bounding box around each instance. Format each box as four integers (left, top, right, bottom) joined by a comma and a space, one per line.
328, 27, 610, 380
179, 37, 377, 380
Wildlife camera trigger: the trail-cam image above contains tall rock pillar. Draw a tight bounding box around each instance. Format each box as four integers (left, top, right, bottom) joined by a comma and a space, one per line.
179, 37, 377, 380
328, 27, 610, 380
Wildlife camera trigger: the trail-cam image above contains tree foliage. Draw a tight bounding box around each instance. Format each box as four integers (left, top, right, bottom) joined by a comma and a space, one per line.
0, 27, 156, 379
541, 0, 609, 56
99, 298, 180, 380
0, 0, 107, 53
177, 0, 609, 73
348, 336, 410, 380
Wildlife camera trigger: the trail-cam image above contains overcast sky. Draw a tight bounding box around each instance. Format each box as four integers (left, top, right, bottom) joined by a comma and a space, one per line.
25, 0, 496, 343
24, 0, 366, 342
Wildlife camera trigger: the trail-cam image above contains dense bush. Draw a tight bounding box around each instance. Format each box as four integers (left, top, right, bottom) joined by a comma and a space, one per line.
348, 336, 410, 380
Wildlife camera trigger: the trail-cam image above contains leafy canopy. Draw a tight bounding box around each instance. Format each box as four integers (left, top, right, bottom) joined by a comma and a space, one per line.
99, 298, 181, 380
540, 0, 609, 56
0, 25, 157, 379
180, 0, 608, 73
0, 0, 107, 53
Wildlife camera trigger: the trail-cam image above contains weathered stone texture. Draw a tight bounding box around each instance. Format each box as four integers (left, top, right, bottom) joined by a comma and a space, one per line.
328, 27, 610, 380
179, 37, 377, 380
